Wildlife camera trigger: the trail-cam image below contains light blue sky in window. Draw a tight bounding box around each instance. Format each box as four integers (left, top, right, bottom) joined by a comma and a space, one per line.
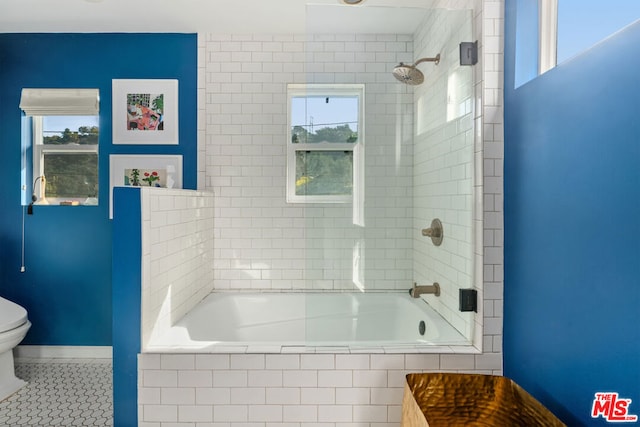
558, 0, 640, 64
291, 96, 358, 133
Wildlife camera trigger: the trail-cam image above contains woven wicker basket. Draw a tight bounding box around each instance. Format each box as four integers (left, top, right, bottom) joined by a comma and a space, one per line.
401, 373, 566, 427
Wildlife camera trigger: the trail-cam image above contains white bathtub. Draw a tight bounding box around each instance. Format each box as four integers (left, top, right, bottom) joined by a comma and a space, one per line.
145, 292, 469, 352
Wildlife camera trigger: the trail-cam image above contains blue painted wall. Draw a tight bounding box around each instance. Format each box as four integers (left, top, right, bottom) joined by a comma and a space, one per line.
0, 33, 197, 346
112, 187, 142, 427
504, 2, 640, 425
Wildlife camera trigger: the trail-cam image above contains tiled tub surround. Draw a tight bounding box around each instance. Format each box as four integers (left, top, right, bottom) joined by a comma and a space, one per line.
136, 0, 507, 423
138, 188, 472, 353
140, 188, 215, 350
205, 15, 478, 342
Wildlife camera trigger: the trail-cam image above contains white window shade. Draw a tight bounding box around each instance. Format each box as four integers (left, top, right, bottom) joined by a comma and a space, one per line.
19, 88, 99, 116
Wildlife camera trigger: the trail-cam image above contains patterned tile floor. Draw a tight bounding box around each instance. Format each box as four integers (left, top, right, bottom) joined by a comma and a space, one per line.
0, 359, 113, 426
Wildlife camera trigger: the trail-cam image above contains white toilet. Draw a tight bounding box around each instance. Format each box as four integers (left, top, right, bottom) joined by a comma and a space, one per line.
0, 296, 31, 401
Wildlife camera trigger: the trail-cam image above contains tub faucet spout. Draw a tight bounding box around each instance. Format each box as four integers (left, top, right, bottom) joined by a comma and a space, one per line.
410, 282, 440, 298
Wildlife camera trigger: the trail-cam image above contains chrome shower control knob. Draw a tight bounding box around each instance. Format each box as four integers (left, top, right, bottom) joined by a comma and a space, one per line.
421, 218, 443, 246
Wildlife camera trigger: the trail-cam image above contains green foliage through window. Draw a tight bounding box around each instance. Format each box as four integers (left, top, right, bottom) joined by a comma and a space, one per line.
292, 124, 357, 144
44, 153, 98, 198
37, 116, 99, 200
295, 151, 353, 196
43, 126, 98, 145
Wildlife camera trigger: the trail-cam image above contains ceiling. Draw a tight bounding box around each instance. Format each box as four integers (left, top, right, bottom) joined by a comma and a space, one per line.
0, 0, 455, 34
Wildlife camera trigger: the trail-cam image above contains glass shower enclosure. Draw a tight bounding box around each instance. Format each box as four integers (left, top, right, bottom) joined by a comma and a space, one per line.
297, 3, 479, 347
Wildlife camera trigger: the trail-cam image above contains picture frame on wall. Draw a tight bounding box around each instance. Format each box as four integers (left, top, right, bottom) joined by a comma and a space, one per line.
109, 154, 183, 218
112, 79, 179, 145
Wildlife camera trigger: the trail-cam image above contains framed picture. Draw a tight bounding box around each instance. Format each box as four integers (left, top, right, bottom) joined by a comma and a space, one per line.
109, 154, 183, 218
112, 79, 179, 145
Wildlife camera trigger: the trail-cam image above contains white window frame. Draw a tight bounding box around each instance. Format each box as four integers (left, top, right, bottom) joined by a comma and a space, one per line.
539, 0, 558, 74
20, 88, 100, 206
32, 116, 99, 205
286, 84, 364, 204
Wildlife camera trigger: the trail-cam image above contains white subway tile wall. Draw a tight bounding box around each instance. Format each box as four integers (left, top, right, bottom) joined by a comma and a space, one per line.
198, 34, 207, 190
206, 32, 415, 292
481, 0, 504, 356
139, 0, 506, 424
139, 353, 500, 426
140, 188, 215, 349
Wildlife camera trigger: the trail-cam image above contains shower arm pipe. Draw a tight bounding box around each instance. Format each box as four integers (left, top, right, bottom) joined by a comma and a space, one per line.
413, 54, 440, 66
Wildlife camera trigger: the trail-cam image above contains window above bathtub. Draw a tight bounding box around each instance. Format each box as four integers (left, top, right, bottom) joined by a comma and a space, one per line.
20, 89, 100, 206
286, 84, 364, 205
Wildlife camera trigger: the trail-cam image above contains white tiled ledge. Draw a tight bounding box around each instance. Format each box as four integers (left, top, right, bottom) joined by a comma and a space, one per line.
143, 344, 481, 354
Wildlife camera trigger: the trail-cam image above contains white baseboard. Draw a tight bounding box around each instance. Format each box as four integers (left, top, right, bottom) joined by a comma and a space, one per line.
14, 345, 112, 359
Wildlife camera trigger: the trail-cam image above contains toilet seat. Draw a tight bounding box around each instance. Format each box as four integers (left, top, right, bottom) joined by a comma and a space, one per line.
0, 297, 28, 333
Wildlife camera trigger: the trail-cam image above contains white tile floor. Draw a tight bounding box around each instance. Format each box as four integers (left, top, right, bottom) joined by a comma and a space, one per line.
0, 359, 113, 426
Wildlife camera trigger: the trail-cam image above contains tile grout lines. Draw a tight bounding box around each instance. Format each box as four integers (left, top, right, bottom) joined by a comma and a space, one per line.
0, 360, 113, 426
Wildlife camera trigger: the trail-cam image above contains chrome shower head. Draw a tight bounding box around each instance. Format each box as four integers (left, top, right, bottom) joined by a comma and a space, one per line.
392, 54, 440, 85
393, 63, 424, 85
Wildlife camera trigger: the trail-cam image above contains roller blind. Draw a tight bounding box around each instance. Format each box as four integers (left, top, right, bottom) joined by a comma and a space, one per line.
19, 88, 99, 116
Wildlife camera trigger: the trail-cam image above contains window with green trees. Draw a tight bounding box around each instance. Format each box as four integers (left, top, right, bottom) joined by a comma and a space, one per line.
287, 84, 363, 203
33, 116, 99, 203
